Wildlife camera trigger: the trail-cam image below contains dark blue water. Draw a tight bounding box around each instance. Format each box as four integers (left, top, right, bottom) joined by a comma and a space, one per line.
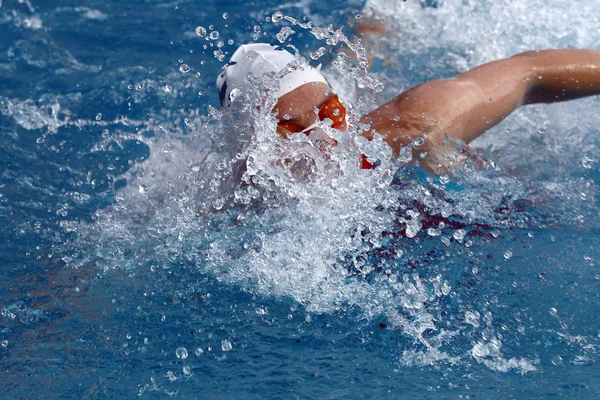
1, 0, 600, 399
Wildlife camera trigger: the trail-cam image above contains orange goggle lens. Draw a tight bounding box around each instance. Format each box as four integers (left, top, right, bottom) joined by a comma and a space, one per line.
318, 95, 347, 130
276, 95, 347, 136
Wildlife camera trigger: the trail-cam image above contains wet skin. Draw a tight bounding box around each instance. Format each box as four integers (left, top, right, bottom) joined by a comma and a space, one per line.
273, 49, 600, 171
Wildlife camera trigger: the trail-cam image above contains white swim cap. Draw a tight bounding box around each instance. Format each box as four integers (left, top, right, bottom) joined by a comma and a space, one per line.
216, 43, 328, 108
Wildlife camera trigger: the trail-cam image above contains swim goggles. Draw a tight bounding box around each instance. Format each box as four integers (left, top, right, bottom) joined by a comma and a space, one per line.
276, 95, 347, 136
276, 95, 375, 169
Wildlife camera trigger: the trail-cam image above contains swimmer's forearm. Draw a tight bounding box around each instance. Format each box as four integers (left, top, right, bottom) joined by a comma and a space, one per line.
421, 49, 600, 144
515, 49, 600, 104
361, 49, 600, 159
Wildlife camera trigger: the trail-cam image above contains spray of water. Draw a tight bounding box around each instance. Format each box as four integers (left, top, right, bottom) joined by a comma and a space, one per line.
49, 2, 600, 374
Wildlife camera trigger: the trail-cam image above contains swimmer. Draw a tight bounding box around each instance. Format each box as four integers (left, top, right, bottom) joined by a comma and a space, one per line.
217, 44, 600, 172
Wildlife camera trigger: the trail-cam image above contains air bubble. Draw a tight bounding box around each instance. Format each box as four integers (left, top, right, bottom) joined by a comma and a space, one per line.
180, 64, 190, 73
222, 12, 228, 19
253, 25, 261, 33
503, 250, 513, 259
195, 347, 204, 356
209, 31, 220, 40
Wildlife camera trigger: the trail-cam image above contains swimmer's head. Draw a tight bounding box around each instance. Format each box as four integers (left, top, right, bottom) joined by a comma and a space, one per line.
216, 43, 328, 108
216, 43, 347, 137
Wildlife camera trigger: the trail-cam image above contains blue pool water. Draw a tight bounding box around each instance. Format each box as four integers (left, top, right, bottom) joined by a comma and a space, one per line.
1, 0, 600, 398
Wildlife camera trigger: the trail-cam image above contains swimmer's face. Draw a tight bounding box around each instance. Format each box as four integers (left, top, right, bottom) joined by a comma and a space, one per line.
273, 82, 346, 138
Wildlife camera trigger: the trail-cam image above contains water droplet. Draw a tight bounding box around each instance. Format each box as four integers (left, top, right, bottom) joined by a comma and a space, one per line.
549, 307, 558, 316
405, 225, 418, 238
1, 340, 7, 347
464, 310, 480, 328
581, 155, 595, 169
183, 365, 192, 376
551, 355, 563, 366
283, 114, 292, 121
213, 49, 225, 61
253, 25, 261, 33
427, 227, 441, 237
229, 88, 242, 101
213, 198, 224, 210
276, 26, 294, 43
175, 346, 188, 359
228, 39, 234, 45
503, 249, 513, 260
180, 64, 190, 73
221, 339, 232, 352
272, 11, 284, 22
95, 113, 103, 121
439, 174, 450, 184
195, 26, 206, 37
135, 83, 144, 90
310, 46, 326, 60
195, 347, 204, 356
453, 229, 466, 242
222, 12, 228, 19
98, 65, 103, 71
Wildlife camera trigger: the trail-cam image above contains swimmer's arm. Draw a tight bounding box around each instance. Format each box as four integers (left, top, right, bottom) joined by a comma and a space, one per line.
361, 49, 600, 155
